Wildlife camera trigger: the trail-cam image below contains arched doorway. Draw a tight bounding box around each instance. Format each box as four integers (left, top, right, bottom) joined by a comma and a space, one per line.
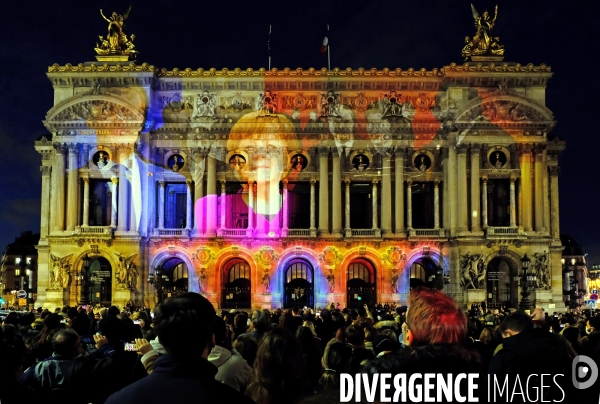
486, 257, 518, 308
408, 257, 440, 289
346, 259, 376, 309
283, 259, 314, 309
221, 259, 251, 309
88, 256, 112, 306
157, 257, 189, 302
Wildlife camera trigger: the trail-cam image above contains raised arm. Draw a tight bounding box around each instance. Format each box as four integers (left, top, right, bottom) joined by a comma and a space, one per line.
100, 9, 111, 23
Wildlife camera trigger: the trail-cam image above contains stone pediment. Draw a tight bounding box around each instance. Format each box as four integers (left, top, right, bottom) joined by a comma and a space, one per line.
44, 93, 145, 131
453, 94, 554, 131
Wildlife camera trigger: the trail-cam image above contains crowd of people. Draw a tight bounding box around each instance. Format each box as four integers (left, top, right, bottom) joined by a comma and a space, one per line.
1, 291, 600, 403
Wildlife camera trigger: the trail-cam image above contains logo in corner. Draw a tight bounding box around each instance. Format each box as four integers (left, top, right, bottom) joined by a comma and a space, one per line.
572, 355, 598, 390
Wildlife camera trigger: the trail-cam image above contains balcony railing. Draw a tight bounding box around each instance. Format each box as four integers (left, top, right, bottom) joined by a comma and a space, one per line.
287, 229, 311, 237
351, 229, 379, 237
74, 226, 113, 236
487, 227, 519, 236
221, 229, 247, 237
410, 229, 445, 237
154, 228, 190, 237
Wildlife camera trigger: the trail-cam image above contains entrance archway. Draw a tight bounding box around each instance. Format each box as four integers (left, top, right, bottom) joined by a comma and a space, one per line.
88, 257, 112, 306
346, 259, 376, 309
408, 257, 440, 289
157, 257, 189, 301
221, 259, 251, 309
283, 259, 314, 309
486, 257, 518, 308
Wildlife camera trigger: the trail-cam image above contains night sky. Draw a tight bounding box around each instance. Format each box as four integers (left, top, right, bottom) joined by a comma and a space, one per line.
1, 1, 598, 264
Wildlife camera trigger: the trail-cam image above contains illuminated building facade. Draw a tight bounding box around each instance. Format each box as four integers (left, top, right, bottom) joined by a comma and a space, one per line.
32, 60, 568, 311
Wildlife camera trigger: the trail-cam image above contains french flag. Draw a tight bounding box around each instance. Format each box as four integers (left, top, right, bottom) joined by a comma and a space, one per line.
320, 25, 329, 55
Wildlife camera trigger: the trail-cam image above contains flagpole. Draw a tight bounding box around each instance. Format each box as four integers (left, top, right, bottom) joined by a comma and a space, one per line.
327, 24, 331, 70
268, 25, 272, 70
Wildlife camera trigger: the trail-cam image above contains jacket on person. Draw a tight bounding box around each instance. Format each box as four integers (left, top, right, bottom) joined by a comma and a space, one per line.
104, 354, 256, 404
489, 328, 577, 402
208, 345, 252, 392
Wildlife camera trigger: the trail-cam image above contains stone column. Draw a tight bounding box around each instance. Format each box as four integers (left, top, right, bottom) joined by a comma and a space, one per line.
542, 158, 550, 234
510, 178, 517, 227
66, 143, 79, 231
206, 151, 217, 236
434, 181, 440, 229
269, 150, 280, 234
220, 180, 226, 232
254, 151, 268, 235
394, 150, 405, 234
470, 145, 481, 233
331, 152, 342, 237
534, 144, 545, 232
372, 180, 379, 231
381, 151, 392, 236
156, 181, 165, 229
247, 181, 255, 237
186, 181, 193, 230
441, 148, 449, 230
110, 177, 119, 228
549, 166, 560, 239
456, 145, 468, 232
52, 144, 67, 231
117, 146, 130, 232
318, 147, 329, 236
82, 177, 90, 226
345, 179, 351, 237
406, 180, 413, 230
481, 178, 488, 229
282, 180, 289, 236
310, 179, 316, 237
448, 145, 458, 236
40, 166, 52, 238
193, 150, 205, 233
519, 144, 533, 232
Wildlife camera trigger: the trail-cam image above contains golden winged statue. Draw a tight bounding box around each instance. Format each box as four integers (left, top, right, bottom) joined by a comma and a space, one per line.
462, 4, 505, 61
94, 5, 138, 61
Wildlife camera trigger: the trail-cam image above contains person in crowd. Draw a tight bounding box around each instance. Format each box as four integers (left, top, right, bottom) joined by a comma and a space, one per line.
208, 316, 252, 392
26, 313, 65, 365
19, 328, 98, 403
245, 328, 308, 404
105, 292, 254, 404
233, 333, 258, 368
241, 310, 271, 343
473, 326, 499, 370
296, 326, 322, 389
489, 311, 577, 402
345, 324, 375, 374
352, 304, 373, 327
0, 327, 38, 404
362, 287, 484, 402
233, 312, 249, 340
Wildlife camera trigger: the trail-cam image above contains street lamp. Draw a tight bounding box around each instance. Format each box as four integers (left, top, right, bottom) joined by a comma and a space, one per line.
517, 254, 536, 311
76, 255, 91, 305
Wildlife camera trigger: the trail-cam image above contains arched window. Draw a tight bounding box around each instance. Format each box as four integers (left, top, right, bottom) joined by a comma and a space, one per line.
347, 261, 372, 283
229, 261, 251, 282
409, 262, 427, 282
286, 261, 312, 283
173, 262, 188, 283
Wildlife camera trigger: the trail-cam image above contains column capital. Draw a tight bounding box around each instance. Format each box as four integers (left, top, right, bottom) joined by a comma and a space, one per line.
40, 166, 52, 176
247, 180, 255, 186
54, 143, 68, 154
82, 177, 90, 184
318, 147, 330, 157
406, 179, 413, 185
440, 148, 449, 159
372, 178, 379, 184
510, 177, 516, 184
310, 179, 317, 185
455, 144, 469, 154
518, 143, 533, 155
469, 143, 481, 154
157, 180, 165, 187
548, 166, 560, 176
111, 177, 119, 185
193, 148, 206, 160
282, 179, 288, 186
186, 180, 193, 186
394, 147, 407, 156
434, 181, 440, 187
533, 143, 546, 155
67, 143, 80, 154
